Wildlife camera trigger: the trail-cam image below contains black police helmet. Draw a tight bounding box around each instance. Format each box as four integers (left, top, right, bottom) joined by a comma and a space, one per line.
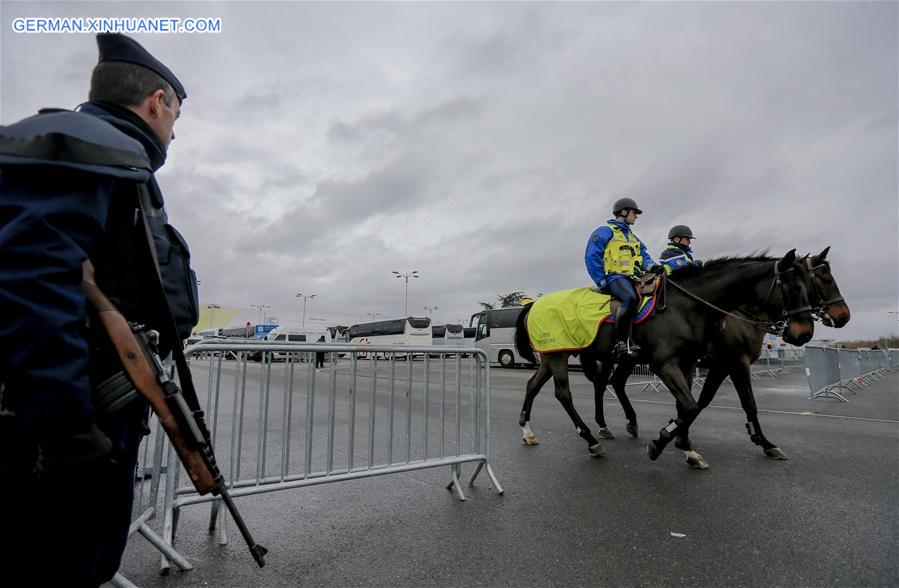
612, 197, 642, 216
668, 224, 695, 240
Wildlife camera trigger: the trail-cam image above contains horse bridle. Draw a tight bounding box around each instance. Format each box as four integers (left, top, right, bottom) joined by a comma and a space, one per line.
805, 258, 846, 323
668, 260, 811, 335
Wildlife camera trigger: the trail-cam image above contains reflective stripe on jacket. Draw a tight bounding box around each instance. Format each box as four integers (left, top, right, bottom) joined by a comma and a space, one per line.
659, 243, 695, 273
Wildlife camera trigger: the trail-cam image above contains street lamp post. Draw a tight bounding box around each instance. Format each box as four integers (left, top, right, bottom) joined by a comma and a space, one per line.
296, 293, 317, 327
392, 270, 419, 316
207, 304, 221, 329
250, 304, 271, 325
365, 312, 381, 321
423, 305, 438, 319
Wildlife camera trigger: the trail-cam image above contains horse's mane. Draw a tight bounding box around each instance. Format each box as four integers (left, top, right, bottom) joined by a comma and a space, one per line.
670, 250, 776, 279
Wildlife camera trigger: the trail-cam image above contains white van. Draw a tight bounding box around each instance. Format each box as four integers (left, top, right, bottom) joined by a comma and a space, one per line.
250, 327, 328, 361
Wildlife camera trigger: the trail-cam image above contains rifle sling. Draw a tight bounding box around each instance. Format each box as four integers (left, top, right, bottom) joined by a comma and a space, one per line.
135, 184, 204, 414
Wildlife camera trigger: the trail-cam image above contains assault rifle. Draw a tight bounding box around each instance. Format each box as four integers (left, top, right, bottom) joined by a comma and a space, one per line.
81, 260, 267, 567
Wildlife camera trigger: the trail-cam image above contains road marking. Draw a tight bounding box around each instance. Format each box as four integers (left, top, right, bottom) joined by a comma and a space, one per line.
619, 398, 899, 423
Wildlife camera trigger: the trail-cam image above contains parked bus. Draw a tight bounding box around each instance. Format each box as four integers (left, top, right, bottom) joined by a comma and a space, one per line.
431, 323, 465, 346
327, 325, 349, 343
473, 307, 580, 368
472, 307, 534, 368
347, 316, 432, 358
463, 327, 476, 348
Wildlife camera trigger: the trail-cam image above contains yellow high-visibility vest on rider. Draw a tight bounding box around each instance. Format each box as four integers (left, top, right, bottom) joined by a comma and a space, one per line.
602, 222, 645, 277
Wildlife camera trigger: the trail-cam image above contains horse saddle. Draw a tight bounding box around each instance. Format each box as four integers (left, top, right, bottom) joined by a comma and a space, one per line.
590, 275, 661, 314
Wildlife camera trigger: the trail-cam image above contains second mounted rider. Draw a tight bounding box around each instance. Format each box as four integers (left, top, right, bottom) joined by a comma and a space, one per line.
659, 224, 701, 273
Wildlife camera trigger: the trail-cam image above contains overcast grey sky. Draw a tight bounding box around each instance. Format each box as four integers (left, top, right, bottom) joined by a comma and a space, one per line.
2, 1, 896, 340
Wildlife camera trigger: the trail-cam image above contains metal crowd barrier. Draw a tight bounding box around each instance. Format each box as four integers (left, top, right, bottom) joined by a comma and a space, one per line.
804, 346, 896, 412
626, 353, 806, 395
127, 341, 502, 575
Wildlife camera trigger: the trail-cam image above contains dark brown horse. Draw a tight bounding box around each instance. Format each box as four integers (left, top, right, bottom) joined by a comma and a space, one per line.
514, 251, 815, 468
590, 247, 848, 460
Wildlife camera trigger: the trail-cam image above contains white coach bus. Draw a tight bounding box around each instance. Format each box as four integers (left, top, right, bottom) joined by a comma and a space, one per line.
347, 316, 432, 358
431, 323, 465, 346
473, 307, 536, 368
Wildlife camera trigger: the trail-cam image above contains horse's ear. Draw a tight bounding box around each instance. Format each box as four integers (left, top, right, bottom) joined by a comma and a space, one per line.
817, 245, 831, 261
782, 249, 797, 265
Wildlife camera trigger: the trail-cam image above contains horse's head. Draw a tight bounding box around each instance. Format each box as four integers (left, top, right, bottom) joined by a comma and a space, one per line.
804, 246, 850, 328
768, 249, 815, 346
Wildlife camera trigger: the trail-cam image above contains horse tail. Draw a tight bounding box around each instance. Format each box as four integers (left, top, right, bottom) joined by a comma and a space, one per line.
514, 303, 538, 365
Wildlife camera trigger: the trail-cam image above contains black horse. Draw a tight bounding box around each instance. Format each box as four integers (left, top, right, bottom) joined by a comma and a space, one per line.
514, 250, 815, 468
590, 247, 849, 460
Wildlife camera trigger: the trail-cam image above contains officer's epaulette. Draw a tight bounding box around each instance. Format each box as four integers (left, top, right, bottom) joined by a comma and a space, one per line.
0, 108, 151, 182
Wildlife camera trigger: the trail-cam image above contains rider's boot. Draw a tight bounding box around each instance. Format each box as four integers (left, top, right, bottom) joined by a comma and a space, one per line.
612, 308, 640, 360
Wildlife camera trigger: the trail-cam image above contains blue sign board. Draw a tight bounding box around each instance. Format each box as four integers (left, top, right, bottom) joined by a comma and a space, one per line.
254, 324, 278, 339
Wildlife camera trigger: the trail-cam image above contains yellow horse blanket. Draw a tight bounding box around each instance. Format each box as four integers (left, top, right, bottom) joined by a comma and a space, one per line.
526, 287, 655, 353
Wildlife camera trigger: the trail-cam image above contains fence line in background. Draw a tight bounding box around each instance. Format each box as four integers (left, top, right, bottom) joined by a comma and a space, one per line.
620, 352, 807, 394
804, 346, 897, 413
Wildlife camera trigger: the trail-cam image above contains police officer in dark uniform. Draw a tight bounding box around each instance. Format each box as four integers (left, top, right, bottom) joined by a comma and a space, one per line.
659, 224, 700, 273
0, 34, 197, 585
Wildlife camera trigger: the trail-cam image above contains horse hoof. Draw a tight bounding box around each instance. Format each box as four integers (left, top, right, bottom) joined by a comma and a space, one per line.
647, 441, 663, 461
522, 434, 539, 446
597, 427, 615, 440
588, 443, 606, 457
764, 447, 788, 460
685, 451, 710, 470
626, 423, 638, 438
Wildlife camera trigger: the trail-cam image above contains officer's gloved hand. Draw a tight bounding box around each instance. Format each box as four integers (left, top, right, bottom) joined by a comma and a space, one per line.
694, 260, 704, 268
35, 421, 112, 476
650, 265, 667, 276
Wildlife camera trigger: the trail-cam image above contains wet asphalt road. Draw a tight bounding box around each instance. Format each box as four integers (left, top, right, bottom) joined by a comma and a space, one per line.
113, 362, 898, 587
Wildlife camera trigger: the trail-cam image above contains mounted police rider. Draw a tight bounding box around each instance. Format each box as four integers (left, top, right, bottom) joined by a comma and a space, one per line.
585, 197, 661, 359
0, 34, 197, 584
659, 224, 701, 273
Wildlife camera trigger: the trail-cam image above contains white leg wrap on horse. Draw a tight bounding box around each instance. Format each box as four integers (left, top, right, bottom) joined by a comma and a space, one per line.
521, 422, 539, 445
685, 450, 709, 469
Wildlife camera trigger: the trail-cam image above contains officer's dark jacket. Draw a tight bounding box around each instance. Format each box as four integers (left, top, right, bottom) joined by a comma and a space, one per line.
0, 105, 198, 432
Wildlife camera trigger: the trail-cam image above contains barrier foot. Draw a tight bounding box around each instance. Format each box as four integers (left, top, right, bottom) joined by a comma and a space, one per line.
110, 573, 139, 588
816, 390, 849, 403
467, 461, 484, 487
486, 464, 505, 495
446, 464, 467, 501
138, 520, 193, 571
208, 498, 220, 534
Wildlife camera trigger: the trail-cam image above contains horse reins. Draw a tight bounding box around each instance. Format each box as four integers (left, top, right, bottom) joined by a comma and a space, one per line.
667, 260, 811, 335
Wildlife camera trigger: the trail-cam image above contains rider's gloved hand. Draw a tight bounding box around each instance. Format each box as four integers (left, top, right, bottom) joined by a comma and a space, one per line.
650, 265, 667, 276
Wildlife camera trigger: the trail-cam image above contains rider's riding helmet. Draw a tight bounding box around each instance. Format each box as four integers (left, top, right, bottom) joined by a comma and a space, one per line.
612, 197, 642, 216
668, 224, 695, 240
